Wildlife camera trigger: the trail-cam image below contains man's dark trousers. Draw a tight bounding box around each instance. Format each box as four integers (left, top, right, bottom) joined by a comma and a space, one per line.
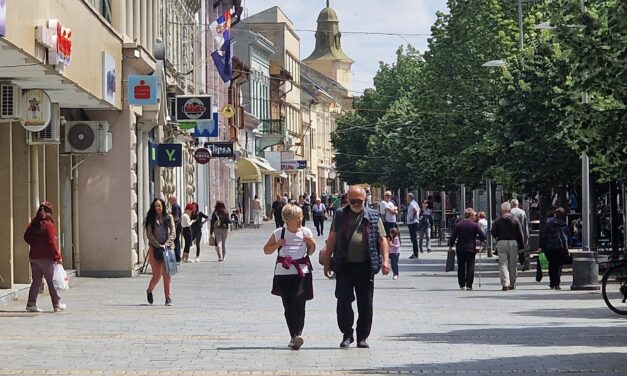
384, 221, 396, 238
407, 223, 419, 256
456, 250, 476, 289
174, 223, 182, 262
335, 262, 374, 342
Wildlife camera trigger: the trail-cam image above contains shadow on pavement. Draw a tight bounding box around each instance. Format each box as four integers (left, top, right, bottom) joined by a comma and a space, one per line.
215, 346, 338, 351
389, 325, 627, 347
461, 292, 601, 301
350, 352, 627, 374
515, 306, 623, 320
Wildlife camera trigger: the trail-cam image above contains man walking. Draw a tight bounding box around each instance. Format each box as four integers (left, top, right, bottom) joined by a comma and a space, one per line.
406, 193, 420, 259
511, 199, 530, 268
491, 202, 525, 291
379, 191, 398, 237
271, 195, 285, 228
323, 186, 390, 348
169, 196, 182, 263
448, 208, 486, 290
418, 200, 433, 253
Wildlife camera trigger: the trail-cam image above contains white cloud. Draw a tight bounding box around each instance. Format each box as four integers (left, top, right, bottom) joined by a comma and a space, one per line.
240, 0, 448, 93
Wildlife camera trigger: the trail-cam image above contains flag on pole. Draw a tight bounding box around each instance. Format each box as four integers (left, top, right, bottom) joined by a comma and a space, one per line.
210, 11, 232, 83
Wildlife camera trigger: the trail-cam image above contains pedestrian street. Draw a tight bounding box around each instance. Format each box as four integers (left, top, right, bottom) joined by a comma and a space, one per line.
1, 224, 626, 375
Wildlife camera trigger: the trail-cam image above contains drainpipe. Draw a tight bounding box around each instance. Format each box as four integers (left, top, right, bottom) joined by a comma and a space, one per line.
29, 145, 39, 211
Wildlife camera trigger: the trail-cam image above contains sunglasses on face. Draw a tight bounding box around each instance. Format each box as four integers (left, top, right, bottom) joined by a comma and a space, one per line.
349, 199, 364, 205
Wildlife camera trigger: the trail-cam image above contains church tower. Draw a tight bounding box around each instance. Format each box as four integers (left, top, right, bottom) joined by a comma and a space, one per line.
303, 1, 354, 92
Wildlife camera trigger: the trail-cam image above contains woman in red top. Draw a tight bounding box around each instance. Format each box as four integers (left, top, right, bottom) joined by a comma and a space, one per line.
23, 201, 66, 312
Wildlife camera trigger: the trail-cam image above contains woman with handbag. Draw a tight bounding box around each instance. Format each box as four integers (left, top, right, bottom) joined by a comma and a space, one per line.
210, 201, 231, 261
311, 198, 327, 236
23, 201, 66, 313
263, 204, 316, 350
145, 198, 176, 306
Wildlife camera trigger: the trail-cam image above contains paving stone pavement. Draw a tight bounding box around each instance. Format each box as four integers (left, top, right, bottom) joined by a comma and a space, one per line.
1, 224, 626, 375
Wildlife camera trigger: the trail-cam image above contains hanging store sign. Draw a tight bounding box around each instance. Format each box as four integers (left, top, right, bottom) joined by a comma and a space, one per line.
203, 141, 234, 158
193, 148, 212, 164
36, 19, 72, 72
128, 75, 157, 105
281, 160, 307, 171
157, 144, 182, 167
20, 90, 52, 132
0, 0, 6, 37
192, 112, 219, 138
221, 104, 235, 118
175, 95, 212, 122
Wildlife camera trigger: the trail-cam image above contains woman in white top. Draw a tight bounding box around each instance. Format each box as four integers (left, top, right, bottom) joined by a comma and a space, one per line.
181, 203, 196, 263
252, 195, 263, 229
263, 204, 316, 350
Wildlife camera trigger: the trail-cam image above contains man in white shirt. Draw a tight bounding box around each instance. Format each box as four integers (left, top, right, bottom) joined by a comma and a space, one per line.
406, 193, 420, 259
511, 198, 530, 269
380, 191, 398, 237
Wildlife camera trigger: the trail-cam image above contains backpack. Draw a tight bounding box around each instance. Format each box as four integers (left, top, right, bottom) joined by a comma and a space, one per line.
545, 220, 568, 250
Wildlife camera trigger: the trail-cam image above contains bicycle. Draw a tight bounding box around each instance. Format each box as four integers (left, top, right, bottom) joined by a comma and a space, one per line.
600, 252, 627, 315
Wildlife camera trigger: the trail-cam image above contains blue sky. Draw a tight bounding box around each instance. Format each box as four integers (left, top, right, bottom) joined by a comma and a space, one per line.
241, 0, 449, 94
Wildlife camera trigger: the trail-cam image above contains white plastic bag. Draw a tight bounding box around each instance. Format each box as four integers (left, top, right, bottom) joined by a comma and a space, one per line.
53, 263, 69, 291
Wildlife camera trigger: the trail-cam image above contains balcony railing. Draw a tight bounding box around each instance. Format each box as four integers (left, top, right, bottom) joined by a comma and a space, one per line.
260, 118, 285, 135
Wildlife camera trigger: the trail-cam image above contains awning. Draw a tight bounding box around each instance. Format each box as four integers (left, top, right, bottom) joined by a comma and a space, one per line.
236, 157, 281, 183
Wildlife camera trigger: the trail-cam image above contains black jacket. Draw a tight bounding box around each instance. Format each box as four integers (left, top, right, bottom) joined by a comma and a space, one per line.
491, 214, 525, 250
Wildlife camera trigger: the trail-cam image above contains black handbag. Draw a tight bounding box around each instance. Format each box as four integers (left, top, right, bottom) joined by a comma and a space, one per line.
153, 247, 165, 261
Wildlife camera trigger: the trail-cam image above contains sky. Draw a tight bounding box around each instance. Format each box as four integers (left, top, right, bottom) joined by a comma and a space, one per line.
241, 0, 449, 94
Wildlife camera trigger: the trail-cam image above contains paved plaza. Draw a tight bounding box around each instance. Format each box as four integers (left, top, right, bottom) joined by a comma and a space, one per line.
1, 224, 626, 375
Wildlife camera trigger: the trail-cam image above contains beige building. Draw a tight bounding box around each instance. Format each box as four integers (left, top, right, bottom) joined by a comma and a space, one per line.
0, 0, 227, 285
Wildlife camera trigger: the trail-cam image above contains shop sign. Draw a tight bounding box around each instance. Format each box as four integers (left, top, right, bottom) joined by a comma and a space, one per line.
221, 104, 235, 118
128, 75, 157, 105
192, 112, 219, 138
20, 90, 52, 132
102, 52, 116, 105
203, 141, 234, 158
0, 0, 6, 37
148, 142, 158, 166
193, 148, 212, 164
157, 144, 182, 167
175, 95, 212, 122
281, 160, 307, 171
36, 19, 72, 72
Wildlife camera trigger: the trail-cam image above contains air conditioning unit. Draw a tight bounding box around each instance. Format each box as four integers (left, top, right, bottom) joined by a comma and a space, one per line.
27, 104, 62, 144
0, 83, 21, 121
63, 121, 112, 154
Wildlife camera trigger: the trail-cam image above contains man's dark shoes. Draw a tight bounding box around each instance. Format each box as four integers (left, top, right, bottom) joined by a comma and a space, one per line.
508, 285, 516, 290
409, 254, 418, 259
146, 291, 154, 305
340, 337, 354, 348
357, 340, 370, 348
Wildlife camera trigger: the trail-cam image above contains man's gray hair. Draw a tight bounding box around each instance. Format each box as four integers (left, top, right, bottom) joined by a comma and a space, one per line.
501, 202, 512, 212
408, 192, 415, 199
510, 199, 519, 207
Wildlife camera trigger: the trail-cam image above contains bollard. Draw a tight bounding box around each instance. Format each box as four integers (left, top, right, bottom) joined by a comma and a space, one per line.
570, 249, 600, 290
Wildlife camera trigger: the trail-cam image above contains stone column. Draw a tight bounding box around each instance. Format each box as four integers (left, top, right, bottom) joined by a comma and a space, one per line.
126, 0, 133, 38
12, 124, 31, 284
0, 123, 14, 289
112, 0, 126, 37
146, 0, 153, 53
133, 0, 140, 43
140, 0, 147, 48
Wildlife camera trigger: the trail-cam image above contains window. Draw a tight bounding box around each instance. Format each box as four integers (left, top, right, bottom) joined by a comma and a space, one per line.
87, 0, 112, 22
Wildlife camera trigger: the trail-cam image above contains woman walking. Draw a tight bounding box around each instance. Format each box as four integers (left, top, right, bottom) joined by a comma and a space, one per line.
23, 201, 66, 313
145, 198, 176, 306
181, 203, 196, 263
538, 207, 570, 290
210, 201, 231, 261
252, 195, 263, 229
263, 204, 316, 350
311, 198, 327, 236
448, 208, 486, 290
190, 203, 209, 262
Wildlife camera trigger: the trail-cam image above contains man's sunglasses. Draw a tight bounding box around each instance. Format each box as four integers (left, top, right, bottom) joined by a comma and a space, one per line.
349, 199, 364, 205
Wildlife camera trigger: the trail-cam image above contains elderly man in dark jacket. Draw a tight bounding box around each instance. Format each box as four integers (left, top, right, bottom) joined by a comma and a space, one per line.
538, 207, 571, 290
448, 208, 486, 290
492, 202, 525, 291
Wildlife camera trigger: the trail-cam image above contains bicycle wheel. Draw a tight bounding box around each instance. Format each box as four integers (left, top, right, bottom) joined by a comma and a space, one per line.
602, 264, 627, 315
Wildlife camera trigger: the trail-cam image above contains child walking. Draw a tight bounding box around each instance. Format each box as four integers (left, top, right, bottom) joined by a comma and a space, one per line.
389, 227, 401, 280
263, 205, 316, 350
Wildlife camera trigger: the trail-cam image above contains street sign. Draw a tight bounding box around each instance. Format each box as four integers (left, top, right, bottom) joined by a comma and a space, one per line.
204, 141, 234, 158
193, 148, 211, 164
175, 95, 212, 122
221, 104, 235, 118
281, 159, 307, 170
128, 75, 157, 105
193, 112, 219, 138
157, 144, 182, 167
20, 89, 51, 132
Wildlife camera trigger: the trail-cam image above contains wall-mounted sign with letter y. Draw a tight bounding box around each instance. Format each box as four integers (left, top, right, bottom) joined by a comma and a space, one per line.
157, 144, 182, 167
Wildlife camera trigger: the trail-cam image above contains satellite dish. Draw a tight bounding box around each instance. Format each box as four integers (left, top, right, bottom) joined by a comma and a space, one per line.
67, 122, 96, 150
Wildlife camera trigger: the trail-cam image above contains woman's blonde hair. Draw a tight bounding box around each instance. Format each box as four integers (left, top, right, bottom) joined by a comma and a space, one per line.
282, 204, 304, 223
